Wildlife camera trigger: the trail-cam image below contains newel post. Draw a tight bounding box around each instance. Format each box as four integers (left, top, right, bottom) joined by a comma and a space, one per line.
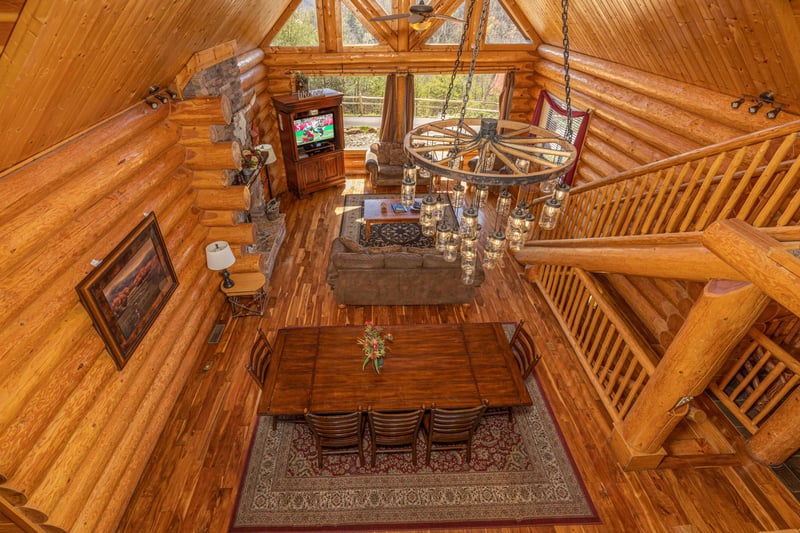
610, 280, 768, 470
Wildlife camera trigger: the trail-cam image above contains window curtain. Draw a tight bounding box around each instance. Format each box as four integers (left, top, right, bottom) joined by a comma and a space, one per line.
498, 71, 515, 120
380, 73, 415, 144
531, 90, 592, 186
379, 74, 398, 143
403, 73, 415, 140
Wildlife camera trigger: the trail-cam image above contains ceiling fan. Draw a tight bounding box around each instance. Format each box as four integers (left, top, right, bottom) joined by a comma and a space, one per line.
370, 0, 464, 31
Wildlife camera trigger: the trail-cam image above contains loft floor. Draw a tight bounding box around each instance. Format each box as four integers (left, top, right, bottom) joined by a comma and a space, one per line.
118, 178, 800, 532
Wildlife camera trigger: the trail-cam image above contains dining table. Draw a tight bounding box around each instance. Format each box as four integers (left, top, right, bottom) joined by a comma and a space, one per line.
258, 322, 532, 415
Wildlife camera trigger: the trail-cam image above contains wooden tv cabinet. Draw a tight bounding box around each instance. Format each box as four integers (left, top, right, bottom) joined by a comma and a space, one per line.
272, 89, 346, 198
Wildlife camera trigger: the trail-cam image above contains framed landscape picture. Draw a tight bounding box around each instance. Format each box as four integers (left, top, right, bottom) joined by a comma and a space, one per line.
76, 213, 178, 370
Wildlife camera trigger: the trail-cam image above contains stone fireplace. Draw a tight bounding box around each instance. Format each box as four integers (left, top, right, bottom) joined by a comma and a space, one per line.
183, 56, 286, 282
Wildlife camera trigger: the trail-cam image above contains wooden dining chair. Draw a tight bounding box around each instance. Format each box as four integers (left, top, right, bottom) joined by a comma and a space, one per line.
509, 320, 540, 381
367, 407, 424, 467
486, 320, 541, 421
422, 403, 486, 466
247, 328, 272, 387
246, 329, 299, 430
303, 409, 365, 469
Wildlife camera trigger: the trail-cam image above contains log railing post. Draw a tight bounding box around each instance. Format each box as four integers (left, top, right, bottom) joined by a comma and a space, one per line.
610, 280, 768, 470
747, 387, 800, 465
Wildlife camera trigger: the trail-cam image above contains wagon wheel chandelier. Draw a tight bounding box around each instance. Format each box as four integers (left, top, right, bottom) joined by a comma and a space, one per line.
401, 0, 576, 279
404, 117, 576, 187
404, 0, 577, 188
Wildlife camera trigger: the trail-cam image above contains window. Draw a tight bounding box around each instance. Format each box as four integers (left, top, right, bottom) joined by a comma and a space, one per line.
271, 0, 319, 47
308, 75, 386, 149
414, 73, 502, 122
485, 0, 531, 44
426, 2, 465, 45
342, 3, 378, 45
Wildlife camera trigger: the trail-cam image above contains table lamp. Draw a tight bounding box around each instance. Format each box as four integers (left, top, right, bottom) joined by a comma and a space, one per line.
255, 144, 277, 165
206, 240, 236, 288
255, 144, 278, 198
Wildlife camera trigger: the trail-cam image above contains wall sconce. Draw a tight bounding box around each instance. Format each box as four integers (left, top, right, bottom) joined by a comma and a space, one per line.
155, 94, 169, 104
206, 241, 236, 288
732, 91, 788, 119
766, 106, 783, 119
748, 100, 764, 114
144, 98, 158, 109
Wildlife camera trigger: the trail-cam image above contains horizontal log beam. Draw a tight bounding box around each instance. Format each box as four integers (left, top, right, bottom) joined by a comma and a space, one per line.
514, 243, 744, 281
199, 210, 239, 227
184, 140, 241, 170
207, 224, 257, 246
703, 219, 800, 317
195, 186, 250, 211
236, 48, 265, 73
169, 96, 232, 126
191, 169, 232, 189
263, 50, 535, 72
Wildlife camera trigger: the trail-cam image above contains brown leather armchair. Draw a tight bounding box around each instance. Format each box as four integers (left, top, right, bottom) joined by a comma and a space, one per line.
364, 142, 408, 189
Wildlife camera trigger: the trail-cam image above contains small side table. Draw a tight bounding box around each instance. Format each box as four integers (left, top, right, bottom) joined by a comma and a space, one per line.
220, 272, 266, 318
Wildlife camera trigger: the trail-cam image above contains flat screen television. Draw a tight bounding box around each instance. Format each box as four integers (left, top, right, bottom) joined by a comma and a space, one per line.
293, 112, 335, 147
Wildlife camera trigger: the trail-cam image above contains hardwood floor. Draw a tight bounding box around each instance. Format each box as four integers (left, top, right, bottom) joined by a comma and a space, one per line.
118, 178, 800, 532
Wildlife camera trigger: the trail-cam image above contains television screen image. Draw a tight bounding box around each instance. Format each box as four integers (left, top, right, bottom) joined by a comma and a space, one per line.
294, 113, 335, 147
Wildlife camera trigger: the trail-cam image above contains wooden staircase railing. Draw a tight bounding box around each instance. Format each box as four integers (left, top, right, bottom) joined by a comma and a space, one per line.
520, 120, 800, 467
537, 264, 658, 424
710, 326, 800, 435
527, 120, 800, 241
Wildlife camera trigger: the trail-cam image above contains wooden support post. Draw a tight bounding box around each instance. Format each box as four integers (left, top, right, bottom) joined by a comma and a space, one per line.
747, 387, 800, 465
610, 280, 768, 470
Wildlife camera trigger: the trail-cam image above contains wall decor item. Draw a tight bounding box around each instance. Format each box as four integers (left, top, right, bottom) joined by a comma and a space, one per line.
76, 213, 178, 370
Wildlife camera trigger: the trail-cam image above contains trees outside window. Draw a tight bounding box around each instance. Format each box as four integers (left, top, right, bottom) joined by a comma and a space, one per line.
271, 0, 318, 47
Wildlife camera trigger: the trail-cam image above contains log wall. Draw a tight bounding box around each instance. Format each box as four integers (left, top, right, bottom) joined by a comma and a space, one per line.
533, 45, 796, 186
0, 80, 226, 532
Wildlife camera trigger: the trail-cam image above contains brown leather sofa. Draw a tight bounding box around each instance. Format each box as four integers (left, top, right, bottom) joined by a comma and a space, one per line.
326, 237, 484, 305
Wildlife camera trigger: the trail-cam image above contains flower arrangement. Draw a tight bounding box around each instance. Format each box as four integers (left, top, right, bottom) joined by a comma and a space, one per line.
241, 149, 260, 169
358, 321, 393, 374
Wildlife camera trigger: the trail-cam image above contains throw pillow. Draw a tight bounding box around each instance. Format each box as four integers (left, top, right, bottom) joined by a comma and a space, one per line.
367, 245, 403, 254
406, 246, 441, 255
340, 236, 366, 253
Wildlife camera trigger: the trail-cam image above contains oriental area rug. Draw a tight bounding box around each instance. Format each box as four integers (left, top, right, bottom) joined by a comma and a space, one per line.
339, 194, 457, 248
231, 345, 598, 530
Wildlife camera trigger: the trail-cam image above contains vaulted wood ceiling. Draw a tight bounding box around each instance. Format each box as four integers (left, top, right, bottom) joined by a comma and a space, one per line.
0, 0, 798, 171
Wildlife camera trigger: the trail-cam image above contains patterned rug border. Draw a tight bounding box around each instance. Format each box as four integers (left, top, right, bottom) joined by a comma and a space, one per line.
230, 323, 599, 532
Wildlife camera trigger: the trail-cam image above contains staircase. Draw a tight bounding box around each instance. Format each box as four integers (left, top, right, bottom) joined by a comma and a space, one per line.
516, 120, 800, 470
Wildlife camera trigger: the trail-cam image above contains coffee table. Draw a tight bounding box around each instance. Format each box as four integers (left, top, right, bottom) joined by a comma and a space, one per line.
362, 199, 419, 240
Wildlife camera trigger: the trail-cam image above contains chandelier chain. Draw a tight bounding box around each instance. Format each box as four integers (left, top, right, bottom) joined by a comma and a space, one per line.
561, 0, 573, 143
457, 0, 491, 129
441, 0, 478, 121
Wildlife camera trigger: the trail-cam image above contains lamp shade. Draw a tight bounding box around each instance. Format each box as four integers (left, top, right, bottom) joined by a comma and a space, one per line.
255, 144, 277, 165
206, 241, 235, 271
